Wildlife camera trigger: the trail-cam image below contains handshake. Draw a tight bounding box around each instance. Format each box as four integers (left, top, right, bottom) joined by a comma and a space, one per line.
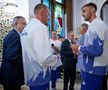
70, 44, 79, 55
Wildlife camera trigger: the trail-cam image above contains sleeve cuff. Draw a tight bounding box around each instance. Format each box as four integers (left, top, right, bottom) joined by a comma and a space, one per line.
78, 46, 82, 54
78, 46, 81, 51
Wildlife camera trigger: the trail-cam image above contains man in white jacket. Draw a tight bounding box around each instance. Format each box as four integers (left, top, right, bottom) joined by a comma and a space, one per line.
21, 3, 57, 90
72, 2, 108, 90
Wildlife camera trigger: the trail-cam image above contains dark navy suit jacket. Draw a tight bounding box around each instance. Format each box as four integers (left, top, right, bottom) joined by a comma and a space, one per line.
60, 39, 77, 68
0, 29, 24, 87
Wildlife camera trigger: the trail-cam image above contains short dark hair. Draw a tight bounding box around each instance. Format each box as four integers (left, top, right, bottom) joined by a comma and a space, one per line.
82, 2, 97, 11
34, 3, 48, 14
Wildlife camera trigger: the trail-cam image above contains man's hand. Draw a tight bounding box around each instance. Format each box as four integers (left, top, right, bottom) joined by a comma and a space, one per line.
71, 44, 79, 54
52, 46, 60, 53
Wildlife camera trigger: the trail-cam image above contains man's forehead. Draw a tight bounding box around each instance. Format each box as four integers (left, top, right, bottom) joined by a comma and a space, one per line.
52, 31, 56, 34
83, 6, 92, 10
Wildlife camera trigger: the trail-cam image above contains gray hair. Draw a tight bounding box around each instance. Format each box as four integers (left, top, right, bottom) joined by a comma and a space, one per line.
81, 23, 88, 30
67, 31, 73, 35
12, 16, 25, 26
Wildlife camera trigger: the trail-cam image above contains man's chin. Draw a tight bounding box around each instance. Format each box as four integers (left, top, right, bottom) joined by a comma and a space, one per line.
45, 23, 48, 26
84, 18, 89, 21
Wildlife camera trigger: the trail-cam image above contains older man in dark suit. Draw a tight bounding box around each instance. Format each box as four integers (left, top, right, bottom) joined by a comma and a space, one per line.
60, 31, 77, 90
0, 16, 26, 90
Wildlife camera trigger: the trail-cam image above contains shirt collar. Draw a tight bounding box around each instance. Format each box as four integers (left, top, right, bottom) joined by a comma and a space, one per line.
14, 28, 21, 35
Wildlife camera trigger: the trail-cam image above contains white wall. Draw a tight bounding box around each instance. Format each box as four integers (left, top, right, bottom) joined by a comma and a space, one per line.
0, 0, 28, 17
64, 14, 67, 38
17, 0, 29, 22
0, 0, 4, 3
28, 0, 41, 19
0, 0, 35, 22
92, 0, 106, 18
102, 4, 108, 26
73, 0, 86, 36
0, 0, 17, 3
17, 0, 41, 21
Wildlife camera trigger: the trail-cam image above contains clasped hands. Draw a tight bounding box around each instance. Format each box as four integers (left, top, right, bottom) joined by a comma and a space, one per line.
70, 44, 79, 55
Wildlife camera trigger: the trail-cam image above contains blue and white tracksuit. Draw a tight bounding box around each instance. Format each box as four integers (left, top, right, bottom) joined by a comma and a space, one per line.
77, 34, 86, 71
79, 18, 108, 90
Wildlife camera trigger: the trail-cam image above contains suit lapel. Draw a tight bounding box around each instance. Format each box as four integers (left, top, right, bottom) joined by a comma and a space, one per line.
12, 29, 20, 36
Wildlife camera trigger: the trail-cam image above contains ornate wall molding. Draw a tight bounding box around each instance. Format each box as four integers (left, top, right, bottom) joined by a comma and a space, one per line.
0, 2, 17, 60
